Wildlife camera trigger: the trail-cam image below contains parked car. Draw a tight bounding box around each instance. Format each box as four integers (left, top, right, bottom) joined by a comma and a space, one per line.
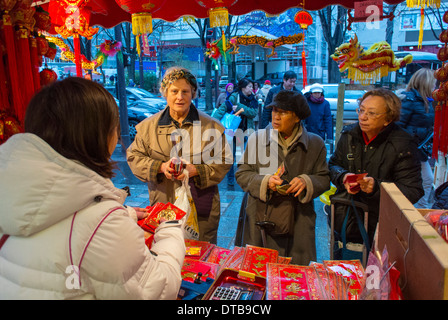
106, 86, 166, 109
219, 75, 229, 88
256, 72, 285, 86
302, 83, 366, 122
109, 87, 166, 141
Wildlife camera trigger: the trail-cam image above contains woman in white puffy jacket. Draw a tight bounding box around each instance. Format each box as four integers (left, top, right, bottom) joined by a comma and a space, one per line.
0, 77, 185, 300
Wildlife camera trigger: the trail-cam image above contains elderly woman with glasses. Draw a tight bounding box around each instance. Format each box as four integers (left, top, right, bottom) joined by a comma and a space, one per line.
328, 88, 424, 250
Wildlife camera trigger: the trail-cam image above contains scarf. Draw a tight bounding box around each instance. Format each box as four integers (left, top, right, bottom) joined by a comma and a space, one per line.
309, 94, 325, 104
278, 123, 302, 156
239, 90, 258, 109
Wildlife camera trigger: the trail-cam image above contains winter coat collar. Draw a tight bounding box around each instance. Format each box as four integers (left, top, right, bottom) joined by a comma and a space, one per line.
344, 121, 399, 147
158, 104, 200, 127
264, 122, 310, 152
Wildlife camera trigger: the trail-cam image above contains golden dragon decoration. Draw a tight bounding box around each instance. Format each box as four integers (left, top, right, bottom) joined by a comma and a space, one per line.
331, 34, 413, 85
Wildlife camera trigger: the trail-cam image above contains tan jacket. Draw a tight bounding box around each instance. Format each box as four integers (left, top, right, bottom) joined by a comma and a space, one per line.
127, 106, 232, 232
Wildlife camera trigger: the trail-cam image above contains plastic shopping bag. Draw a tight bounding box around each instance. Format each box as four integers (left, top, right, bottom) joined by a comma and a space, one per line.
221, 112, 241, 138
174, 172, 200, 240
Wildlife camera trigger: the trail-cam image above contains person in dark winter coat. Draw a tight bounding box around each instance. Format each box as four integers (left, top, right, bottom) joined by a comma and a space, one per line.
236, 91, 330, 265
432, 181, 448, 209
213, 78, 258, 186
329, 89, 424, 246
397, 68, 436, 208
260, 71, 300, 129
304, 83, 333, 141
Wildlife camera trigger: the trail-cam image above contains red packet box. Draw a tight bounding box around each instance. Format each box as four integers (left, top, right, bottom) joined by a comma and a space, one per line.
206, 246, 231, 265
240, 245, 278, 278
218, 246, 246, 273
267, 263, 321, 300
324, 260, 365, 300
277, 256, 292, 264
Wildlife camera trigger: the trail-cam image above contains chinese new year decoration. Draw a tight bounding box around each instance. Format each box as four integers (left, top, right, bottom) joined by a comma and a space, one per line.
406, 0, 440, 49
115, 0, 166, 56
294, 10, 313, 88
0, 0, 53, 142
115, 0, 166, 35
39, 68, 58, 86
432, 9, 448, 159
331, 34, 413, 85
195, 0, 238, 28
47, 0, 99, 77
46, 36, 117, 75
205, 33, 304, 66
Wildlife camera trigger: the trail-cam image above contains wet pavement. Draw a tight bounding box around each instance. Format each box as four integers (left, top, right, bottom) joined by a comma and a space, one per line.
111, 143, 331, 263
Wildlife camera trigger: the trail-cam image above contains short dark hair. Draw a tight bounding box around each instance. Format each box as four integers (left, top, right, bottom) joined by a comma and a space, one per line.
25, 77, 120, 178
237, 78, 253, 90
283, 71, 297, 80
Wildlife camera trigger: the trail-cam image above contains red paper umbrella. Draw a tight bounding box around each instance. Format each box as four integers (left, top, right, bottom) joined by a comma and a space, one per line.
194, 0, 238, 27
115, 0, 167, 35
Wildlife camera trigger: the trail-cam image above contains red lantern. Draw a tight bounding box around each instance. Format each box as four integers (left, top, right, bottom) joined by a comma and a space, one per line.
194, 0, 238, 27
115, 0, 167, 35
36, 36, 49, 56
33, 6, 51, 32
294, 10, 313, 29
438, 46, 448, 62
440, 30, 448, 43
45, 42, 57, 60
294, 10, 313, 89
40, 68, 58, 86
433, 88, 447, 102
435, 66, 448, 82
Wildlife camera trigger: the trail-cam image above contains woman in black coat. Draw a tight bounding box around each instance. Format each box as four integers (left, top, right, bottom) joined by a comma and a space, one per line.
329, 89, 424, 247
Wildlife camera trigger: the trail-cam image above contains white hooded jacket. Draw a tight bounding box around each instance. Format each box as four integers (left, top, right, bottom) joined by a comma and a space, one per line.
0, 133, 185, 299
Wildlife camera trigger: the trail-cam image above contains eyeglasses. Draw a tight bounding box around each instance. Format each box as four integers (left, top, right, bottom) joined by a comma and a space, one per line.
356, 108, 387, 119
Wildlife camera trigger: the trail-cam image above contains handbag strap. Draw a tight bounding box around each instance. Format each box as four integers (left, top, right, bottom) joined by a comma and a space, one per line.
0, 234, 10, 251
341, 197, 370, 253
68, 206, 123, 287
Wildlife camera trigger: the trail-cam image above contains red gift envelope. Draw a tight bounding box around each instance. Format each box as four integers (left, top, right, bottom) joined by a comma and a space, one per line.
139, 202, 187, 234
181, 258, 220, 283
344, 173, 368, 192
206, 246, 231, 265
240, 245, 278, 277
324, 260, 365, 300
344, 173, 368, 183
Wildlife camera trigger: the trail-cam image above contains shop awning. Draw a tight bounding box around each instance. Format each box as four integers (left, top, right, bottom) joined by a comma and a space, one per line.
33, 0, 406, 30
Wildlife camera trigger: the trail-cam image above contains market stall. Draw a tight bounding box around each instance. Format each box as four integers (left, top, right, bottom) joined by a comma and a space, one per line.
2, 0, 447, 301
